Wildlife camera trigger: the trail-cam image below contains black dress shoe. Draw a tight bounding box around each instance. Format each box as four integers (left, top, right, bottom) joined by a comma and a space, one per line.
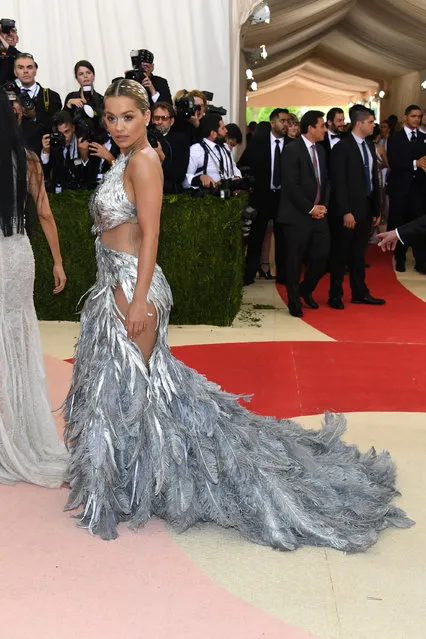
327, 298, 344, 310
288, 302, 303, 318
299, 291, 319, 309
258, 269, 275, 280
415, 265, 426, 275
351, 294, 386, 305
395, 261, 406, 273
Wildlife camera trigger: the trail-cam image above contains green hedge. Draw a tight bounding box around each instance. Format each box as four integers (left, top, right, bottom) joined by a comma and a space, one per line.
32, 191, 245, 326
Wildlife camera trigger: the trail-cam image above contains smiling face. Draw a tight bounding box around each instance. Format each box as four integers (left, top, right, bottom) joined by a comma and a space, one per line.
104, 95, 150, 153
76, 65, 95, 88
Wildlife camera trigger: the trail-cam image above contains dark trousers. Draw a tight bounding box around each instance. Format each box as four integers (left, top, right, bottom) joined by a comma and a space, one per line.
328, 216, 370, 300
285, 217, 330, 305
244, 190, 284, 281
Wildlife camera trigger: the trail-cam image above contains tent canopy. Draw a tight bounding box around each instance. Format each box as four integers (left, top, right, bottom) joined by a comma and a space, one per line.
244, 0, 426, 111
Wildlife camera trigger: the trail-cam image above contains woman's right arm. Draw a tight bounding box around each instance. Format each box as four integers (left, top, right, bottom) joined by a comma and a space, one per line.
27, 156, 67, 294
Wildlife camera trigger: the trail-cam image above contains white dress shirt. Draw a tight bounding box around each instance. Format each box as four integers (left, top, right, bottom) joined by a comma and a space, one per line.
404, 126, 422, 171
352, 132, 373, 186
16, 81, 40, 99
327, 130, 341, 149
269, 132, 285, 190
184, 137, 241, 188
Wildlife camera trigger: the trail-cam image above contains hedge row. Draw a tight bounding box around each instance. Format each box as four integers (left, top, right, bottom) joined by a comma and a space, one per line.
32, 191, 245, 326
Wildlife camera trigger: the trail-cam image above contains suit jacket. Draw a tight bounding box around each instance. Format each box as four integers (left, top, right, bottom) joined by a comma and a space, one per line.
64, 89, 104, 114
329, 134, 380, 221
33, 83, 62, 133
387, 129, 426, 213
277, 135, 330, 225
240, 132, 290, 208
160, 129, 190, 193
150, 74, 172, 105
0, 45, 20, 84
318, 131, 347, 174
398, 213, 426, 245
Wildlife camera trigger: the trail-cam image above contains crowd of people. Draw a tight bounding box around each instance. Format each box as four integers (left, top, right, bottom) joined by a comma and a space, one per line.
2, 20, 426, 319
242, 104, 426, 317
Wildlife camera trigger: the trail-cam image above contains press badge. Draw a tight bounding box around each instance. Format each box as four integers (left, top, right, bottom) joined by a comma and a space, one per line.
74, 158, 82, 166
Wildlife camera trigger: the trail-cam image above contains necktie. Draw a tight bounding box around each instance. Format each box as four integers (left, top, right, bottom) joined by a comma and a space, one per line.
272, 139, 281, 188
311, 144, 321, 204
361, 141, 372, 196
215, 144, 225, 176
410, 130, 417, 143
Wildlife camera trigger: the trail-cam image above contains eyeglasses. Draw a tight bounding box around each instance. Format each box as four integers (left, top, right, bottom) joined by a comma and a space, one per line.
153, 115, 171, 122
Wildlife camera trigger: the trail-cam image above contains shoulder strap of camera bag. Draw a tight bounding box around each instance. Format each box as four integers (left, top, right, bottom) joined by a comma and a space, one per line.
43, 88, 50, 111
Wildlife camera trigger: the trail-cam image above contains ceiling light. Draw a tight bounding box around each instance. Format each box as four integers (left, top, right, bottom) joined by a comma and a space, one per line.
250, 81, 258, 91
246, 68, 253, 80
260, 44, 268, 59
250, 3, 270, 25
421, 80, 426, 89
378, 90, 385, 98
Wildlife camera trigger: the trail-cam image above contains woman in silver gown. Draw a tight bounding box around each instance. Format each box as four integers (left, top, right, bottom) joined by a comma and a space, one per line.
64, 80, 413, 547
0, 90, 68, 487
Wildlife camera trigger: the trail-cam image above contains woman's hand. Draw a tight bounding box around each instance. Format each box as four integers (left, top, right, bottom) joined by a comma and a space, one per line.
125, 298, 152, 339
67, 97, 86, 109
52, 262, 66, 294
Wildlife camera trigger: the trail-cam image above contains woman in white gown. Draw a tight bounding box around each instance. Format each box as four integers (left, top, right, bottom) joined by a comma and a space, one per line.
0, 89, 68, 487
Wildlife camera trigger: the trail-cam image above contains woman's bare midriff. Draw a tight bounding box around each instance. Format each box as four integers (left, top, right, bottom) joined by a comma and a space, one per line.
100, 220, 142, 256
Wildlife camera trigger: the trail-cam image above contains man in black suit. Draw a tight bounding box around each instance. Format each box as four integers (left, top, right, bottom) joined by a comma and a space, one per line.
318, 107, 346, 171
134, 49, 172, 108
152, 102, 190, 194
0, 20, 20, 84
328, 104, 384, 309
243, 108, 291, 285
14, 53, 62, 133
387, 104, 426, 273
277, 110, 330, 317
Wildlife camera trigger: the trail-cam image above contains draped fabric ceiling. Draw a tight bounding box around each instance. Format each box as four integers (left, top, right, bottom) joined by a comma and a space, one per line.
243, 0, 426, 114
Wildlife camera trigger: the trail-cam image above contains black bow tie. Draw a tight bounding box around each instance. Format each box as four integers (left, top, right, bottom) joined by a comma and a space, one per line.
330, 134, 340, 139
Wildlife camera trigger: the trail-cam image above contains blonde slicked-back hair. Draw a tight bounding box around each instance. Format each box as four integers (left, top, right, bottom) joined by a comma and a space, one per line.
104, 79, 150, 113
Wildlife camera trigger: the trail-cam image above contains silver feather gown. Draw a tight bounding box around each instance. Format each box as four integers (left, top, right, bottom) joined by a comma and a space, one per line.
64, 153, 413, 547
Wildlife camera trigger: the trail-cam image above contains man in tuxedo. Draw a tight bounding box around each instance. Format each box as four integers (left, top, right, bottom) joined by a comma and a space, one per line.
14, 53, 62, 133
152, 102, 190, 194
135, 49, 172, 108
319, 107, 346, 171
328, 104, 384, 309
243, 108, 291, 285
386, 104, 426, 273
277, 110, 330, 317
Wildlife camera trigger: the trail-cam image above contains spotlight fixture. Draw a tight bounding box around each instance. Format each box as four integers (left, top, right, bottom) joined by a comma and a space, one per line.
246, 68, 254, 80
378, 90, 385, 98
250, 2, 270, 25
250, 80, 258, 91
421, 80, 426, 90
260, 44, 268, 59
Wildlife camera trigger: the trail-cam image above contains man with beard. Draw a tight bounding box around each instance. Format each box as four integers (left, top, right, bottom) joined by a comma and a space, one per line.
184, 114, 241, 190
152, 101, 189, 194
319, 107, 347, 171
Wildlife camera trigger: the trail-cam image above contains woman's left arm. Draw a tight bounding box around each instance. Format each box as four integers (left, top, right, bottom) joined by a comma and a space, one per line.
125, 150, 163, 338
27, 156, 67, 294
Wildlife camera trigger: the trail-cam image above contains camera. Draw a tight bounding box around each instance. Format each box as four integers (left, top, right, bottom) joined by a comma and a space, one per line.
175, 95, 197, 119
124, 68, 146, 84
201, 90, 227, 118
2, 80, 18, 100
72, 104, 105, 143
50, 131, 66, 150
146, 125, 162, 148
20, 91, 34, 111
0, 18, 16, 34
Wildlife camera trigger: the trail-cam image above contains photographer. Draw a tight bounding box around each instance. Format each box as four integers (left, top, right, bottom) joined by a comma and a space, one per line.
173, 89, 207, 146
126, 49, 171, 108
0, 18, 20, 85
184, 114, 241, 190
152, 102, 189, 194
4, 82, 43, 154
40, 110, 98, 192
64, 60, 104, 115
14, 53, 62, 133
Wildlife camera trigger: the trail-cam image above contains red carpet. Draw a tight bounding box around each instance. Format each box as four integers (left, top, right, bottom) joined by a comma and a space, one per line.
276, 246, 426, 344
172, 341, 426, 417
